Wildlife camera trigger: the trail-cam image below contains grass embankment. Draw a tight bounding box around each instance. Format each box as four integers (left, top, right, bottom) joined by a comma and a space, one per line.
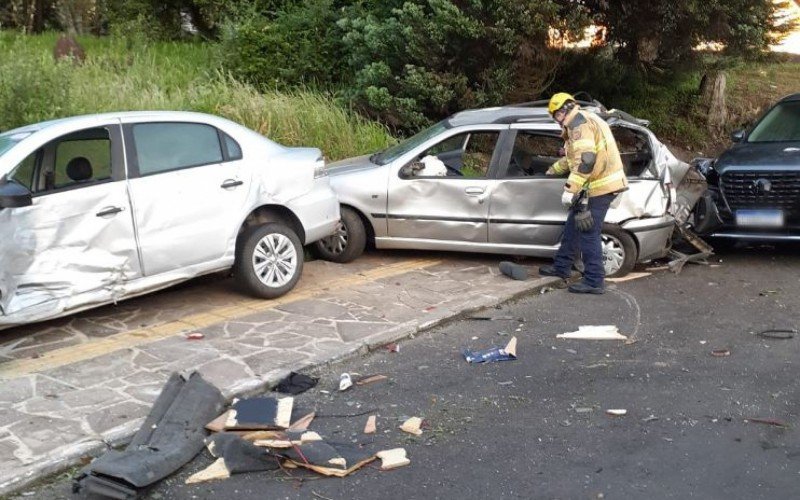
0, 32, 393, 161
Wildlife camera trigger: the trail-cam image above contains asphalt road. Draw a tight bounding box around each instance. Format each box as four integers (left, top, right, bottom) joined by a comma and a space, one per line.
22, 242, 800, 500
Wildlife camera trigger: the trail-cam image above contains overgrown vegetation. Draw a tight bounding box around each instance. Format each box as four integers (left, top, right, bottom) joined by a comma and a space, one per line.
0, 32, 393, 161
1, 1, 797, 157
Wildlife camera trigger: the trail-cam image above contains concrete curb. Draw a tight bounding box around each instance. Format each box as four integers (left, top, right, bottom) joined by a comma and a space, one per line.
0, 275, 560, 496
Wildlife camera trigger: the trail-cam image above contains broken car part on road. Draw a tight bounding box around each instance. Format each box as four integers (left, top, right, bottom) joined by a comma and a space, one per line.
73, 372, 225, 499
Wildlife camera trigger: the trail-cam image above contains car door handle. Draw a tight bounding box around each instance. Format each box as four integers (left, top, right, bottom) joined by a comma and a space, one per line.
221, 179, 244, 189
464, 187, 485, 195
96, 206, 124, 218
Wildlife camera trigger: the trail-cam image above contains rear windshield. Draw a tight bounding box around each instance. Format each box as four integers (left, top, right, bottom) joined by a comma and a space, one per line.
748, 101, 800, 143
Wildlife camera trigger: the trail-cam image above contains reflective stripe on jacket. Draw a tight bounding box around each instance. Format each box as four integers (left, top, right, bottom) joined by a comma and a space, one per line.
550, 107, 628, 197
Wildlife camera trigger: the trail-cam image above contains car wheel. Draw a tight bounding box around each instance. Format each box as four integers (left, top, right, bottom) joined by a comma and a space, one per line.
314, 207, 366, 263
235, 223, 303, 299
601, 224, 637, 278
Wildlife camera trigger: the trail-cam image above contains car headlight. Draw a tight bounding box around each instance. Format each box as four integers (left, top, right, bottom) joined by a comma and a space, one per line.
314, 157, 328, 178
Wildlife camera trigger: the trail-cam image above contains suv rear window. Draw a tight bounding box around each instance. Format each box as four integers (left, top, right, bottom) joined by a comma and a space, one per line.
748, 101, 800, 143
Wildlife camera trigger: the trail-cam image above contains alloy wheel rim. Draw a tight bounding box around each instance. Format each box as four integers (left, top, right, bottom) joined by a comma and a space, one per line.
601, 234, 625, 276
320, 221, 348, 255
252, 233, 297, 288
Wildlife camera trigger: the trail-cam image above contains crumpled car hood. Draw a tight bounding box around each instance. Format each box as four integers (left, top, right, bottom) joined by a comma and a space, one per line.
326, 155, 378, 176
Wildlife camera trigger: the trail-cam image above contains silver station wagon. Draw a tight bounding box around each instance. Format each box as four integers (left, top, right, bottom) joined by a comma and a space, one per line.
0, 111, 339, 329
316, 101, 706, 277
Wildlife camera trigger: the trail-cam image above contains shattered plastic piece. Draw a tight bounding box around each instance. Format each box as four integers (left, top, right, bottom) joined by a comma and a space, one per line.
400, 417, 423, 436
339, 373, 353, 391
282, 440, 375, 477
275, 372, 319, 395
356, 374, 389, 386
463, 337, 518, 363
225, 397, 294, 430
288, 412, 316, 431
186, 458, 229, 484
499, 261, 528, 281
185, 332, 205, 340
187, 433, 281, 484
364, 415, 377, 434
557, 326, 628, 340
206, 410, 232, 433
73, 372, 225, 498
606, 409, 627, 416
376, 448, 410, 470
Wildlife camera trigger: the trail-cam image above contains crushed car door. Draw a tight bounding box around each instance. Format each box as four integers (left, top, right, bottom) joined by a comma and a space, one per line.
123, 121, 250, 276
488, 127, 567, 249
0, 123, 140, 318
386, 127, 504, 243
605, 121, 671, 221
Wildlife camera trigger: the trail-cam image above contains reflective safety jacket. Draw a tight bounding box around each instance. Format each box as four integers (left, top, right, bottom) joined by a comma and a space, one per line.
549, 107, 628, 197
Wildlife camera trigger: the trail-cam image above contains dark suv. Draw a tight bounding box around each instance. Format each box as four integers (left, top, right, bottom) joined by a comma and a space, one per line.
694, 93, 800, 241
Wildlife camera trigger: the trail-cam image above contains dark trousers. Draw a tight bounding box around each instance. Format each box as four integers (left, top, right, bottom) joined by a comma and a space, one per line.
552, 193, 615, 288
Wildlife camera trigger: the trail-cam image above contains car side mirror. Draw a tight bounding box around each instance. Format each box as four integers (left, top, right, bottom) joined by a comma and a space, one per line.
0, 179, 33, 208
730, 129, 745, 143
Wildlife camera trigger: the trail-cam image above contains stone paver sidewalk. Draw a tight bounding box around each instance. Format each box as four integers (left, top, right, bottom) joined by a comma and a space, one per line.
0, 252, 556, 494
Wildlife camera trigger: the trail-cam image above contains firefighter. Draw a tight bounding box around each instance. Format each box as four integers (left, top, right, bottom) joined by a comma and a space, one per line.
539, 93, 628, 294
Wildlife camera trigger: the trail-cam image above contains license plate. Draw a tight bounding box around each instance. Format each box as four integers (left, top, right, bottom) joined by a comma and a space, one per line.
736, 209, 784, 227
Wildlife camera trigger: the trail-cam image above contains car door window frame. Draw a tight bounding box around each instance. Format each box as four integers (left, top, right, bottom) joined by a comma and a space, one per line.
394, 125, 509, 180
496, 128, 564, 179
123, 122, 239, 179
24, 124, 125, 198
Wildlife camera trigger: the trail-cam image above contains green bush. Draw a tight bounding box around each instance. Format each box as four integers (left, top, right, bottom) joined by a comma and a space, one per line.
338, 0, 588, 131
219, 0, 345, 89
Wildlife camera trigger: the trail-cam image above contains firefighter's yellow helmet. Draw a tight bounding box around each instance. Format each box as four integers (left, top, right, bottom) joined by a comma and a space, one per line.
548, 92, 575, 115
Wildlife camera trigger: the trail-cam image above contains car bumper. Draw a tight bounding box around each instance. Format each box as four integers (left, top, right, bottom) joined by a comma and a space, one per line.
694, 189, 800, 240
621, 216, 676, 261
286, 177, 340, 244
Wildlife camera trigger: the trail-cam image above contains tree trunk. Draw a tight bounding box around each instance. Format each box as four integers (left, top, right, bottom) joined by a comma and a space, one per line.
701, 71, 728, 134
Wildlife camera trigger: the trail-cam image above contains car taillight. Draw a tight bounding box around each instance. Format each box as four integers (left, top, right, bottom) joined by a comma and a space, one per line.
314, 157, 328, 178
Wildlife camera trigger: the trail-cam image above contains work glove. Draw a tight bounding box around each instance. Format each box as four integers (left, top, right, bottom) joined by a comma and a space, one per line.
574, 197, 594, 232
561, 190, 573, 207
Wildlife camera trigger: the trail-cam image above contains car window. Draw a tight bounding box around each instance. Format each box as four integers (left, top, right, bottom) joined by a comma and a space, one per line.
748, 101, 800, 143
505, 132, 563, 177
611, 126, 653, 177
407, 131, 499, 179
23, 127, 114, 194
133, 123, 223, 175
54, 137, 112, 188
224, 133, 243, 160
8, 152, 38, 191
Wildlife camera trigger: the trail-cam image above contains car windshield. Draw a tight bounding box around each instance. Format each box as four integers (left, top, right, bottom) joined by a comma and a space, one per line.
0, 136, 20, 159
372, 121, 450, 165
748, 101, 800, 143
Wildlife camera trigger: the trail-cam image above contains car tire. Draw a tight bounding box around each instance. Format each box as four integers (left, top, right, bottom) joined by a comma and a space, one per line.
235, 223, 304, 299
601, 224, 637, 278
314, 207, 366, 263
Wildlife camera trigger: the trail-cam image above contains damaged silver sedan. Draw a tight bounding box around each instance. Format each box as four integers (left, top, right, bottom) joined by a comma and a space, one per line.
0, 112, 339, 329
317, 101, 706, 276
